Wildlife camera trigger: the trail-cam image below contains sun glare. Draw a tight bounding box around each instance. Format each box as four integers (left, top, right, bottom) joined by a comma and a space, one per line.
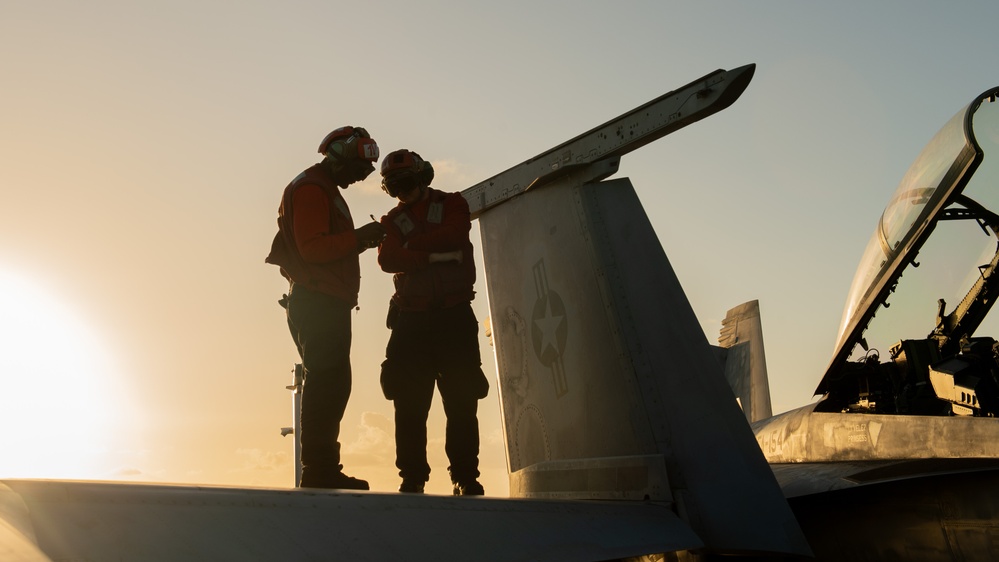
0, 269, 119, 479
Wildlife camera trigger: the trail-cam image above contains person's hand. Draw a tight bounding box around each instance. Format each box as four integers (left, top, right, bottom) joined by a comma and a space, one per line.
429, 250, 462, 264
355, 221, 386, 252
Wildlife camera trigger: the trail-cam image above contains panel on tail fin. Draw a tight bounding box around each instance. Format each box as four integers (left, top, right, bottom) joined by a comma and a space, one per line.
478, 176, 810, 556
715, 300, 774, 424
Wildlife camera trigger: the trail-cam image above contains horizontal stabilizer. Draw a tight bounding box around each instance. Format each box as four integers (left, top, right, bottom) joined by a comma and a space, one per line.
0, 483, 51, 562
2, 479, 701, 561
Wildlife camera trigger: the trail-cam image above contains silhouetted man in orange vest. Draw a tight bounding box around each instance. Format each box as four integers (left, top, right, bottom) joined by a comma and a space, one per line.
376, 149, 489, 496
266, 127, 385, 489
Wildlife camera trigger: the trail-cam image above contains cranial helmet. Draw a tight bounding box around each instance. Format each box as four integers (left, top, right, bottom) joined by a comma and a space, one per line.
380, 149, 435, 197
318, 126, 379, 172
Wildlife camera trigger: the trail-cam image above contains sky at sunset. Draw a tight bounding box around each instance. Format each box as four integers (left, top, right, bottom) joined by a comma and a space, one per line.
2, 1, 998, 496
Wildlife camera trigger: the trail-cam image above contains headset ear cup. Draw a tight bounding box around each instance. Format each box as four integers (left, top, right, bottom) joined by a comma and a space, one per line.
418, 161, 434, 186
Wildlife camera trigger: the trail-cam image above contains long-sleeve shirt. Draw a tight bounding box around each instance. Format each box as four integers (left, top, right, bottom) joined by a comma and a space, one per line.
292, 184, 358, 264
266, 163, 361, 306
378, 188, 475, 310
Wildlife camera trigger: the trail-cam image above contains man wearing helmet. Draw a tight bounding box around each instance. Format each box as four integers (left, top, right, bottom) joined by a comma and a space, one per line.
265, 126, 386, 490
376, 149, 489, 496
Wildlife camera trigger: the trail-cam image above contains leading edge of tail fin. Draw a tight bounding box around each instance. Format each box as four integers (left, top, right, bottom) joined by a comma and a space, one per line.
477, 177, 810, 556
715, 300, 774, 424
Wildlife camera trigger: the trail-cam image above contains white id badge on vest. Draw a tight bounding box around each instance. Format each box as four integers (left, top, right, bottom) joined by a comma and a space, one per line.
427, 202, 444, 224
394, 213, 415, 236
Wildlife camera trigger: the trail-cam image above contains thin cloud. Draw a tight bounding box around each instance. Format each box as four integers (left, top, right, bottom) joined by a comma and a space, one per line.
234, 448, 291, 473
109, 466, 144, 478
428, 159, 476, 191
355, 158, 476, 195
342, 411, 394, 468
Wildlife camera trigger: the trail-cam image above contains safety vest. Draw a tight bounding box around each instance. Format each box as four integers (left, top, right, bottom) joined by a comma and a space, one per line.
265, 163, 360, 306
385, 189, 475, 311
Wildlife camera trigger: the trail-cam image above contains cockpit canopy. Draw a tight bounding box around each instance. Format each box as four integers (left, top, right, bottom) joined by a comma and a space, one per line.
818, 88, 999, 403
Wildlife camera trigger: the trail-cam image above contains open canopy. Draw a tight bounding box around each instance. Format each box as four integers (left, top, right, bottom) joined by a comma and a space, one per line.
817, 87, 999, 395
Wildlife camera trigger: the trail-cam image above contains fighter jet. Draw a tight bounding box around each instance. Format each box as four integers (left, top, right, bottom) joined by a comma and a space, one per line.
716, 86, 999, 560
2, 63, 813, 562
454, 70, 999, 560
7, 65, 994, 560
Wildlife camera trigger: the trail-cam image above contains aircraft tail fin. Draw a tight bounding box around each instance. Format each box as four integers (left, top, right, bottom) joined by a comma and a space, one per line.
715, 300, 774, 424
479, 176, 810, 557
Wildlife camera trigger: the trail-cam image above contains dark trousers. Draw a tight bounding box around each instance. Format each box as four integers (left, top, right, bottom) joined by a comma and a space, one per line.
381, 303, 488, 483
286, 284, 352, 485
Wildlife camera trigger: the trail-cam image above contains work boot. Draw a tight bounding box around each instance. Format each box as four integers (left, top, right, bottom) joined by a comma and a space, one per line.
399, 479, 425, 494
327, 471, 369, 490
452, 480, 484, 496
301, 470, 369, 491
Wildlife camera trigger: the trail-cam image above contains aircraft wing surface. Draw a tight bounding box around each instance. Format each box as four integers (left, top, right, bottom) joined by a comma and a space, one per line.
1, 479, 701, 562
